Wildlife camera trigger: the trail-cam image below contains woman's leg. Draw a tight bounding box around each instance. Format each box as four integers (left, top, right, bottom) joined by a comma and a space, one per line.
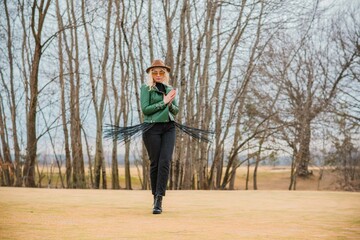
143, 125, 162, 196
156, 124, 176, 196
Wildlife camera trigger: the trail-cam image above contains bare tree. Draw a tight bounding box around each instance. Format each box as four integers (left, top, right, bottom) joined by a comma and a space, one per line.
81, 0, 112, 189
23, 0, 51, 187
62, 0, 86, 188
326, 116, 360, 191
119, 0, 147, 189
109, 0, 122, 190
55, 0, 72, 188
0, 94, 14, 186
3, 0, 22, 186
170, 0, 188, 190
286, 28, 357, 179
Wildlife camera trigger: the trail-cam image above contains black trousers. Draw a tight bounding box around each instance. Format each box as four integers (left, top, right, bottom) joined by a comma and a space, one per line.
143, 122, 176, 196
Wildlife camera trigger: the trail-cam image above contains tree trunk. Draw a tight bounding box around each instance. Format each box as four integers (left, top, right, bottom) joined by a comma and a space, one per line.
296, 118, 312, 177
253, 154, 260, 190
110, 6, 120, 190
56, 0, 72, 188
289, 148, 297, 190
245, 159, 250, 190
4, 0, 22, 186
92, 0, 112, 189
229, 161, 237, 190
111, 140, 120, 189
68, 0, 85, 188
24, 0, 51, 187
147, 0, 154, 61
0, 153, 5, 186
0, 100, 14, 186
82, 128, 94, 188
124, 142, 132, 190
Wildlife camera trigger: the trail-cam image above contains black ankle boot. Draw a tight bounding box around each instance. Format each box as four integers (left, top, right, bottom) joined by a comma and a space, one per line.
153, 195, 163, 214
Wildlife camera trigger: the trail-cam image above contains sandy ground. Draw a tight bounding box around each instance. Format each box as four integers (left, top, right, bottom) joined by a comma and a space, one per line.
0, 188, 359, 240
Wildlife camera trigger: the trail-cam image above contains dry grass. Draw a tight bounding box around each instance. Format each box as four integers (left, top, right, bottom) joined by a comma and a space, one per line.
0, 188, 359, 239
41, 166, 341, 191
233, 166, 339, 191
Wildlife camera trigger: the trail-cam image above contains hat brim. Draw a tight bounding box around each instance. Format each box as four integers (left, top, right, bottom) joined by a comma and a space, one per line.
146, 66, 171, 73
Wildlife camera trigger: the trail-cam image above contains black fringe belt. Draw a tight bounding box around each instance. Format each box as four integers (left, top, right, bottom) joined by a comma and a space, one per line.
103, 122, 214, 144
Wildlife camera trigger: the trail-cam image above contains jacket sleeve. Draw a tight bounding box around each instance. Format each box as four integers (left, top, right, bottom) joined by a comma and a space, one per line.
141, 85, 166, 115
169, 98, 179, 115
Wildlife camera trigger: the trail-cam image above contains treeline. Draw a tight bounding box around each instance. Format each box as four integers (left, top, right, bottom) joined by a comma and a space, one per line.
0, 0, 359, 190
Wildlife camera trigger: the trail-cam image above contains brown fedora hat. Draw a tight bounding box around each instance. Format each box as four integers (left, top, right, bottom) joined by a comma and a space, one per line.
146, 59, 171, 73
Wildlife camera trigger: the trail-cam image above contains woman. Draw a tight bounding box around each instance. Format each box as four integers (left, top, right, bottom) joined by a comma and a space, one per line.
104, 59, 213, 214
141, 59, 178, 214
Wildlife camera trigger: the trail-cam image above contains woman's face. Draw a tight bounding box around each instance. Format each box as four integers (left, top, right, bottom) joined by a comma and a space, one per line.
151, 68, 166, 83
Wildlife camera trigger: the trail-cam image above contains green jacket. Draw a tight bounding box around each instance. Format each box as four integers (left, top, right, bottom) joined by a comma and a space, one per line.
140, 84, 179, 123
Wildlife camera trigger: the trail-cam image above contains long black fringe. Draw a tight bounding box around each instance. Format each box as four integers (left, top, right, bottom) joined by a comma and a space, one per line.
103, 121, 214, 144
103, 123, 154, 143
173, 122, 214, 143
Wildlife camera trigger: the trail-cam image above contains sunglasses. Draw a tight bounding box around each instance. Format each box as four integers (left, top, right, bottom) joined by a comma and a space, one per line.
152, 70, 166, 76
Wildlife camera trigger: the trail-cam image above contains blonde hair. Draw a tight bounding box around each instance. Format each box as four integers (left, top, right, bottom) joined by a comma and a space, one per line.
146, 67, 170, 88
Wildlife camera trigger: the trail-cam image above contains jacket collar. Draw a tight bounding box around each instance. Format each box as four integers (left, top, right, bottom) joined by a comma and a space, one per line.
153, 83, 172, 94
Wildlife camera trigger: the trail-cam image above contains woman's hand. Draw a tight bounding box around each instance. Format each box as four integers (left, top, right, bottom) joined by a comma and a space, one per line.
163, 89, 176, 104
